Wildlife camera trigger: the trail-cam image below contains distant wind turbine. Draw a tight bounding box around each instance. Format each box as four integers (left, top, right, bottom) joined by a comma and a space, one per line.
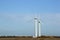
33, 17, 41, 38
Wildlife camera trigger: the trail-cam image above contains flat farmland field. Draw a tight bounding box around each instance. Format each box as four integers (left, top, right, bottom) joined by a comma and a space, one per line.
0, 36, 60, 40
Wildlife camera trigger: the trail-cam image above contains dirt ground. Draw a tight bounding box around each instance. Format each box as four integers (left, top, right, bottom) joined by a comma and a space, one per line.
0, 37, 60, 40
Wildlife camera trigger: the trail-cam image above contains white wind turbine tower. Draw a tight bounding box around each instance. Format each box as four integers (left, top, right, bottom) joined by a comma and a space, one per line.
33, 16, 41, 38
38, 19, 41, 37
34, 17, 38, 37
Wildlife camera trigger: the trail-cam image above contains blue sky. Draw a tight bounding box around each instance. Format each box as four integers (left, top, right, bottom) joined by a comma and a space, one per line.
0, 0, 60, 36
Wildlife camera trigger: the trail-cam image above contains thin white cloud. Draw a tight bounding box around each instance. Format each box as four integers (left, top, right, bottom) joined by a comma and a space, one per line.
0, 13, 60, 25
0, 13, 60, 36
39, 13, 60, 25
0, 13, 34, 23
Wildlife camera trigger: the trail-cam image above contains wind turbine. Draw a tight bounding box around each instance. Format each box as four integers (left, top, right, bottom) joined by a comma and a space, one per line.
33, 16, 41, 38
34, 17, 38, 37
38, 20, 41, 37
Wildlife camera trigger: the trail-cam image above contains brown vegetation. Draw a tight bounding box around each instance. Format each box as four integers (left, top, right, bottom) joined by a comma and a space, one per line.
0, 36, 60, 40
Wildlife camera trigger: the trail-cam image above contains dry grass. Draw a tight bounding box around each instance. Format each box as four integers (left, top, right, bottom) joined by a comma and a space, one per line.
0, 36, 60, 40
